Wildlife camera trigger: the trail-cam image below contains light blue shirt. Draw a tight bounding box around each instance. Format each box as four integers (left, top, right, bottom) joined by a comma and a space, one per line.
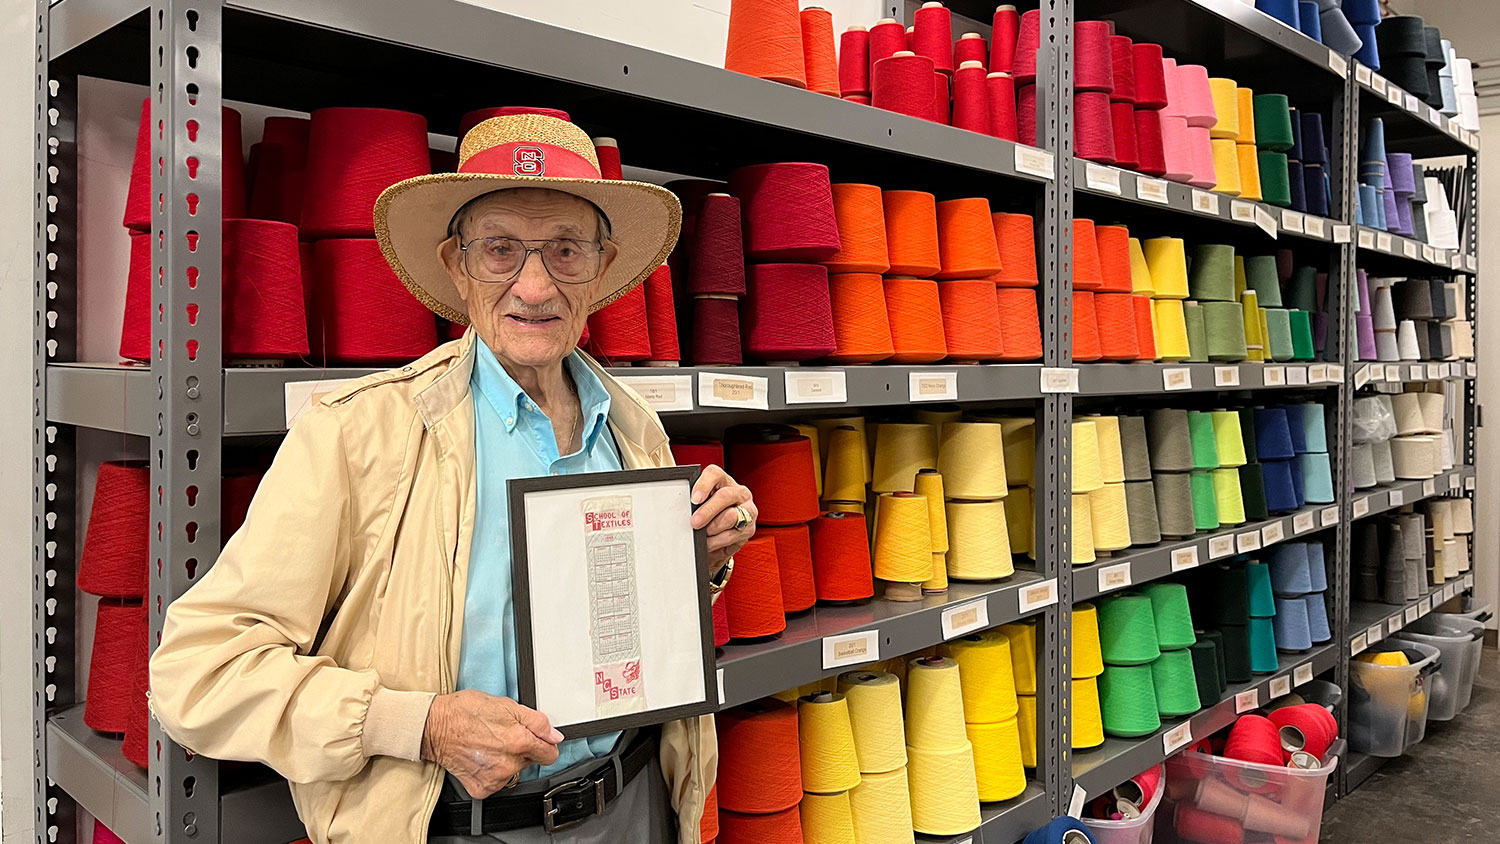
457, 342, 623, 780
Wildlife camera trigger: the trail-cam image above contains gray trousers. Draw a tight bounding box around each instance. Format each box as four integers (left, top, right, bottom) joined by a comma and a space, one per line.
429, 756, 674, 844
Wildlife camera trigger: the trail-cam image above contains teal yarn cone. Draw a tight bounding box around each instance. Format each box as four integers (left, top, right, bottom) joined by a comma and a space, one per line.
1203, 301, 1249, 361
1184, 301, 1209, 362
1239, 462, 1269, 520
1265, 307, 1295, 360
1246, 561, 1276, 617
1099, 592, 1162, 666
1190, 640, 1223, 707
1217, 624, 1253, 682
1189, 470, 1219, 530
1248, 616, 1280, 672
1244, 255, 1283, 307
1187, 412, 1220, 469
1298, 452, 1335, 503
1285, 266, 1319, 312
1144, 582, 1197, 650
1197, 628, 1229, 692
1288, 310, 1315, 360
1099, 664, 1163, 737
1210, 564, 1251, 625
1189, 244, 1237, 302
1152, 649, 1202, 717
1298, 402, 1328, 452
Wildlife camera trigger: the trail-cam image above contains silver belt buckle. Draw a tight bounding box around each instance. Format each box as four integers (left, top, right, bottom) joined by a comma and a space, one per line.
542, 772, 607, 833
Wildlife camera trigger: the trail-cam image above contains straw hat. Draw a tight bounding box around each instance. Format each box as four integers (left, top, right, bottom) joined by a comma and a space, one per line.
374, 113, 681, 324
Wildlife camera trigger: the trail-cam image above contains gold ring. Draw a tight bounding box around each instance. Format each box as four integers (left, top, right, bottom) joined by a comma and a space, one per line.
733, 505, 752, 531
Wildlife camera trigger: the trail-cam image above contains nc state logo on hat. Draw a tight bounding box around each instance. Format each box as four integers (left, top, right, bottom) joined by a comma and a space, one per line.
513, 146, 545, 176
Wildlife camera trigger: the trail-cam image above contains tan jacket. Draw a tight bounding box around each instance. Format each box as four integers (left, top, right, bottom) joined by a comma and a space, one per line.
150, 332, 716, 844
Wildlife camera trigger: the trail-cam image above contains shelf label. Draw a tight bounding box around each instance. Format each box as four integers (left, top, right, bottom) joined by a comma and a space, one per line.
1163, 367, 1193, 391
699, 372, 769, 409
1214, 366, 1241, 387
1429, 106, 1443, 125
1448, 473, 1460, 490
823, 630, 880, 669
1305, 216, 1327, 239
1294, 663, 1315, 686
1236, 530, 1262, 553
1427, 362, 1443, 380
1192, 189, 1220, 216
1423, 244, 1438, 263
1254, 205, 1279, 238
1389, 489, 1404, 507
1368, 624, 1385, 644
1171, 545, 1201, 572
1231, 199, 1257, 223
941, 598, 990, 641
1269, 675, 1292, 698
1261, 520, 1286, 546
1333, 224, 1352, 244
1356, 63, 1372, 85
1069, 784, 1088, 819
1321, 506, 1340, 527
1405, 93, 1420, 113
1403, 240, 1420, 259
1208, 534, 1236, 560
1352, 632, 1369, 656
717, 668, 725, 705
1466, 476, 1476, 491
1420, 596, 1432, 615
1281, 209, 1305, 233
1468, 363, 1478, 378
1386, 83, 1402, 104
1385, 364, 1402, 381
1355, 365, 1372, 388
1328, 364, 1344, 382
1015, 146, 1055, 179
1137, 177, 1171, 204
1085, 162, 1123, 195
1286, 366, 1309, 386
1358, 228, 1375, 249
1374, 74, 1389, 94
1018, 578, 1059, 613
1163, 722, 1195, 755
909, 371, 958, 402
1263, 366, 1286, 386
1410, 364, 1424, 380
1448, 116, 1462, 136
1040, 367, 1080, 393
1386, 616, 1401, 636
1235, 688, 1261, 713
1327, 51, 1348, 77
784, 370, 847, 404
284, 377, 358, 429
1376, 232, 1393, 253
618, 374, 695, 412
1466, 573, 1474, 588
1423, 479, 1437, 497
1404, 605, 1420, 624
1098, 562, 1133, 593
1293, 511, 1316, 534
1309, 363, 1329, 383
1353, 497, 1370, 518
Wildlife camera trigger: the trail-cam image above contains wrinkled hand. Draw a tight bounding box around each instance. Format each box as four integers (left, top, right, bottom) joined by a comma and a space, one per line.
690, 464, 757, 570
421, 689, 563, 798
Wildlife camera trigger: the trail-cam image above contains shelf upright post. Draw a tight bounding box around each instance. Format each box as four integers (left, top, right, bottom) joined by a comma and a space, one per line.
1463, 146, 1478, 467
149, 2, 224, 841
1035, 0, 1076, 818
1330, 71, 1357, 793
34, 1, 81, 840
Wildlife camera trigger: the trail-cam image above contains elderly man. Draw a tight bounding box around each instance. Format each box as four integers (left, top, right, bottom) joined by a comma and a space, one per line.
151, 113, 753, 844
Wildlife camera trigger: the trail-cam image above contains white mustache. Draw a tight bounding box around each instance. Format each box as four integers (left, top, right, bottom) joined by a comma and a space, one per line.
502, 298, 566, 318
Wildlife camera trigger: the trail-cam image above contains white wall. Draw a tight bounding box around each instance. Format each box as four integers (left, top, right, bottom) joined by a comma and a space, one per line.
1473, 114, 1500, 629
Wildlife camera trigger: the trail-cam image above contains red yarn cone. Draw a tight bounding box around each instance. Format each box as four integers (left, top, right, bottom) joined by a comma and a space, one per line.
586, 283, 653, 363
84, 600, 147, 734
121, 638, 151, 767
78, 461, 150, 599
248, 115, 309, 225
119, 232, 152, 362
299, 108, 430, 239
644, 265, 681, 364
123, 99, 246, 231
223, 219, 309, 360
309, 238, 440, 364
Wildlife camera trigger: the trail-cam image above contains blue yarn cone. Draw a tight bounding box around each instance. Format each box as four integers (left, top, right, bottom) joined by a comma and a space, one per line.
1305, 592, 1332, 642
1256, 0, 1301, 28
1273, 597, 1313, 651
1307, 541, 1328, 591
1283, 404, 1308, 454
1254, 408, 1296, 460
1298, 2, 1323, 41
1300, 402, 1328, 452
1269, 542, 1314, 594
1354, 24, 1380, 68
1262, 460, 1299, 513
1299, 453, 1335, 504
1344, 0, 1382, 27
1288, 454, 1306, 507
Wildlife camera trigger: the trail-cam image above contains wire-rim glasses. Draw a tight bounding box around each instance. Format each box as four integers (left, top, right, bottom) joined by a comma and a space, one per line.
459, 236, 604, 285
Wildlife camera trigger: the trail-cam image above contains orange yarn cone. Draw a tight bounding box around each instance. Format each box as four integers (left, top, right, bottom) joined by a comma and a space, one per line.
934, 198, 1004, 279
939, 279, 1005, 361
828, 273, 895, 363
995, 288, 1044, 360
1073, 290, 1103, 360
1094, 224, 1134, 293
989, 212, 1039, 287
1094, 292, 1140, 360
1133, 294, 1158, 360
800, 7, 841, 96
825, 184, 891, 273
1073, 219, 1104, 290
882, 190, 942, 277
725, 0, 807, 88
884, 277, 947, 363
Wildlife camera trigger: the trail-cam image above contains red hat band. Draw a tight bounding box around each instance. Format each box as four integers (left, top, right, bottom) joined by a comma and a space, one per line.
459, 141, 601, 180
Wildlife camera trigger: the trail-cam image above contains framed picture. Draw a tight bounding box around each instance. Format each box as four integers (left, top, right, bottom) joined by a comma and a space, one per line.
508, 466, 715, 738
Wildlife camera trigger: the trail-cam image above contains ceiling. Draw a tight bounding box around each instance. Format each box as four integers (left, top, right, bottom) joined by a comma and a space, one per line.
1384, 0, 1500, 115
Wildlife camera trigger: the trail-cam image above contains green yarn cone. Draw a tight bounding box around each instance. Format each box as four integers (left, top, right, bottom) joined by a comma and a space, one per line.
1238, 408, 1259, 462
1197, 628, 1229, 692
1144, 582, 1197, 649
1258, 152, 1292, 207
1184, 301, 1208, 362
1187, 412, 1220, 469
1246, 561, 1277, 617
1217, 624, 1253, 682
1189, 641, 1223, 708
1189, 470, 1219, 530
1152, 649, 1203, 717
1099, 592, 1162, 666
1211, 564, 1251, 625
1244, 255, 1283, 307
1100, 664, 1163, 737
1265, 307, 1295, 361
1238, 462, 1270, 520
1248, 616, 1280, 673
1203, 301, 1249, 361
1288, 310, 1315, 360
1253, 94, 1295, 151
1189, 244, 1237, 302
1285, 266, 1319, 311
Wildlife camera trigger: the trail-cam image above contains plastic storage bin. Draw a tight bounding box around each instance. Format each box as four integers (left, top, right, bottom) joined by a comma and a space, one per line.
1395, 614, 1484, 719
1082, 764, 1165, 844
1157, 744, 1339, 844
1454, 595, 1492, 625
1348, 640, 1442, 757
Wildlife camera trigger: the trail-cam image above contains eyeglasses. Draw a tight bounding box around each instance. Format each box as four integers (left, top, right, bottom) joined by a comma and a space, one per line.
459, 237, 604, 285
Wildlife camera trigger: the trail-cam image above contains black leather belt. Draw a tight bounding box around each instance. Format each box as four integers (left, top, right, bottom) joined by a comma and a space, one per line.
429, 731, 657, 836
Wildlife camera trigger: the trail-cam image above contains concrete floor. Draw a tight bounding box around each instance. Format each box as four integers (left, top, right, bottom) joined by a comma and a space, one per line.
1321, 647, 1500, 843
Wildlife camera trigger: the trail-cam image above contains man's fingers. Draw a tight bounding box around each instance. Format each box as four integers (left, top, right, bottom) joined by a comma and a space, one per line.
690, 464, 729, 505
522, 732, 562, 765
693, 484, 752, 531
507, 700, 564, 743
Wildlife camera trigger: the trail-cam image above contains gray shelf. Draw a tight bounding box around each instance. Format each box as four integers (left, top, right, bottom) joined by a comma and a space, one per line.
1350, 465, 1473, 521
1354, 226, 1467, 273
1071, 644, 1340, 796
718, 571, 1052, 708
1343, 749, 1387, 793
1072, 501, 1338, 602
47, 706, 150, 844
1353, 361, 1476, 387
919, 785, 1052, 844
1348, 574, 1473, 651
1354, 64, 1479, 156
1075, 362, 1342, 395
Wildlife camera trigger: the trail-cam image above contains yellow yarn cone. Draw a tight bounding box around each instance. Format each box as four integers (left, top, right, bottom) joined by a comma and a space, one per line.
1144, 237, 1189, 299
823, 424, 869, 503
967, 718, 1028, 801
1088, 415, 1126, 483
905, 656, 970, 750
1016, 694, 1037, 766
907, 743, 982, 835
915, 407, 962, 427
1153, 298, 1191, 360
838, 670, 907, 773
1073, 602, 1105, 678
1209, 79, 1240, 139
801, 791, 857, 844
794, 423, 824, 498
1072, 492, 1096, 564
1089, 483, 1133, 552
1242, 291, 1265, 361
1000, 620, 1038, 694
1212, 138, 1242, 196
1072, 420, 1105, 493
939, 422, 1009, 498
1234, 256, 1248, 299
813, 415, 870, 482
939, 629, 1019, 722
1237, 143, 1263, 201
944, 500, 1015, 580
872, 492, 934, 585
871, 423, 937, 493
849, 768, 915, 844
1006, 485, 1034, 557
1129, 237, 1154, 295
1072, 676, 1106, 748
1236, 86, 1257, 145
1212, 467, 1247, 525
799, 692, 863, 793
1211, 410, 1249, 467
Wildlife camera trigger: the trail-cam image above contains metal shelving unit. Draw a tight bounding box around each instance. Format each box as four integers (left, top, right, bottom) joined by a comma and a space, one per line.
28, 1, 1479, 843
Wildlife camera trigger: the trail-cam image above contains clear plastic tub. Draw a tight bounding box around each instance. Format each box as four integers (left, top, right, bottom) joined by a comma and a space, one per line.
1395, 614, 1484, 719
1295, 679, 1342, 710
1157, 743, 1339, 844
1348, 640, 1442, 756
1454, 595, 1492, 625
1082, 764, 1165, 844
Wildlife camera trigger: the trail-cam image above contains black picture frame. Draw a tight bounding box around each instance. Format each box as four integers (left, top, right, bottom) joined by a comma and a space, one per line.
508, 465, 714, 739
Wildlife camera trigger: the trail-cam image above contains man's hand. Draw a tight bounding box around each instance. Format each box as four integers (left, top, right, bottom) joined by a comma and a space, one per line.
689, 464, 757, 570
421, 690, 564, 798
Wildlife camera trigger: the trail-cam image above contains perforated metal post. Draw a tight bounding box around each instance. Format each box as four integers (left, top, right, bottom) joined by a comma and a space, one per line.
1036, 0, 1076, 816
34, 3, 80, 841
149, 2, 224, 841
1464, 149, 1478, 467
1329, 72, 1357, 787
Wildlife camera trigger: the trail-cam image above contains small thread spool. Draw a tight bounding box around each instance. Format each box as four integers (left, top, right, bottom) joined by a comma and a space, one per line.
867, 18, 907, 72
955, 32, 988, 69
952, 61, 990, 134
991, 5, 1021, 73
717, 698, 803, 812
910, 2, 954, 75
944, 500, 1015, 580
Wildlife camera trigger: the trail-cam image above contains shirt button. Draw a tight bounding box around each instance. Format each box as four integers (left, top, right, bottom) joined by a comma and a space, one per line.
506, 417, 515, 426
551, 470, 560, 476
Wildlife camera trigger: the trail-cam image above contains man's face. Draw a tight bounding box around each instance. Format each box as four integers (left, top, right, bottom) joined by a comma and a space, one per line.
439, 188, 617, 370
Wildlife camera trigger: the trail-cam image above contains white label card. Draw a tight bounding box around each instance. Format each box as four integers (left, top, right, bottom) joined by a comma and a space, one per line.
1404, 605, 1420, 623
1214, 366, 1241, 387
1448, 473, 1460, 490
1405, 94, 1420, 112
1281, 210, 1305, 233
1163, 722, 1195, 755
1287, 366, 1309, 386
1387, 84, 1402, 105
1328, 52, 1348, 77
1423, 245, 1437, 263
1235, 688, 1261, 713
1137, 177, 1171, 204
618, 374, 695, 412
1358, 229, 1375, 249
1427, 363, 1442, 380
1420, 596, 1432, 614
1353, 497, 1370, 518
1254, 205, 1279, 238
1172, 545, 1201, 572
1368, 624, 1385, 643
1193, 190, 1220, 216
1389, 489, 1404, 507
1099, 562, 1133, 593
1352, 632, 1369, 655
1403, 240, 1420, 259
1355, 365, 1371, 388
699, 372, 770, 409
1468, 363, 1478, 378
1328, 364, 1344, 382
1333, 224, 1352, 244
1231, 200, 1257, 223
1269, 675, 1292, 698
1309, 364, 1329, 383
1263, 366, 1286, 386
1163, 367, 1193, 391
1040, 367, 1080, 393
1293, 512, 1316, 534
1466, 574, 1475, 588
784, 370, 847, 404
1423, 479, 1437, 497
1209, 534, 1236, 560
822, 630, 880, 669
1410, 364, 1424, 380
1305, 216, 1326, 239
1356, 64, 1372, 85
1374, 74, 1389, 94
1385, 364, 1402, 381
1237, 530, 1262, 553
717, 668, 725, 705
1321, 506, 1340, 527
284, 378, 357, 429
909, 371, 958, 402
1018, 578, 1059, 613
1015, 146, 1055, 179
1294, 663, 1315, 686
1085, 162, 1123, 195
1466, 477, 1476, 491
1261, 521, 1286, 546
1377, 232, 1393, 252
1069, 784, 1087, 819
941, 598, 990, 641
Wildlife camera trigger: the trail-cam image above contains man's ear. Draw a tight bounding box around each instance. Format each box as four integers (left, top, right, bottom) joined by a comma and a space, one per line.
438, 235, 471, 303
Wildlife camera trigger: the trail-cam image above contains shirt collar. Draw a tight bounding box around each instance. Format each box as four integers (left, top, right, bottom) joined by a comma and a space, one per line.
470, 340, 612, 446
